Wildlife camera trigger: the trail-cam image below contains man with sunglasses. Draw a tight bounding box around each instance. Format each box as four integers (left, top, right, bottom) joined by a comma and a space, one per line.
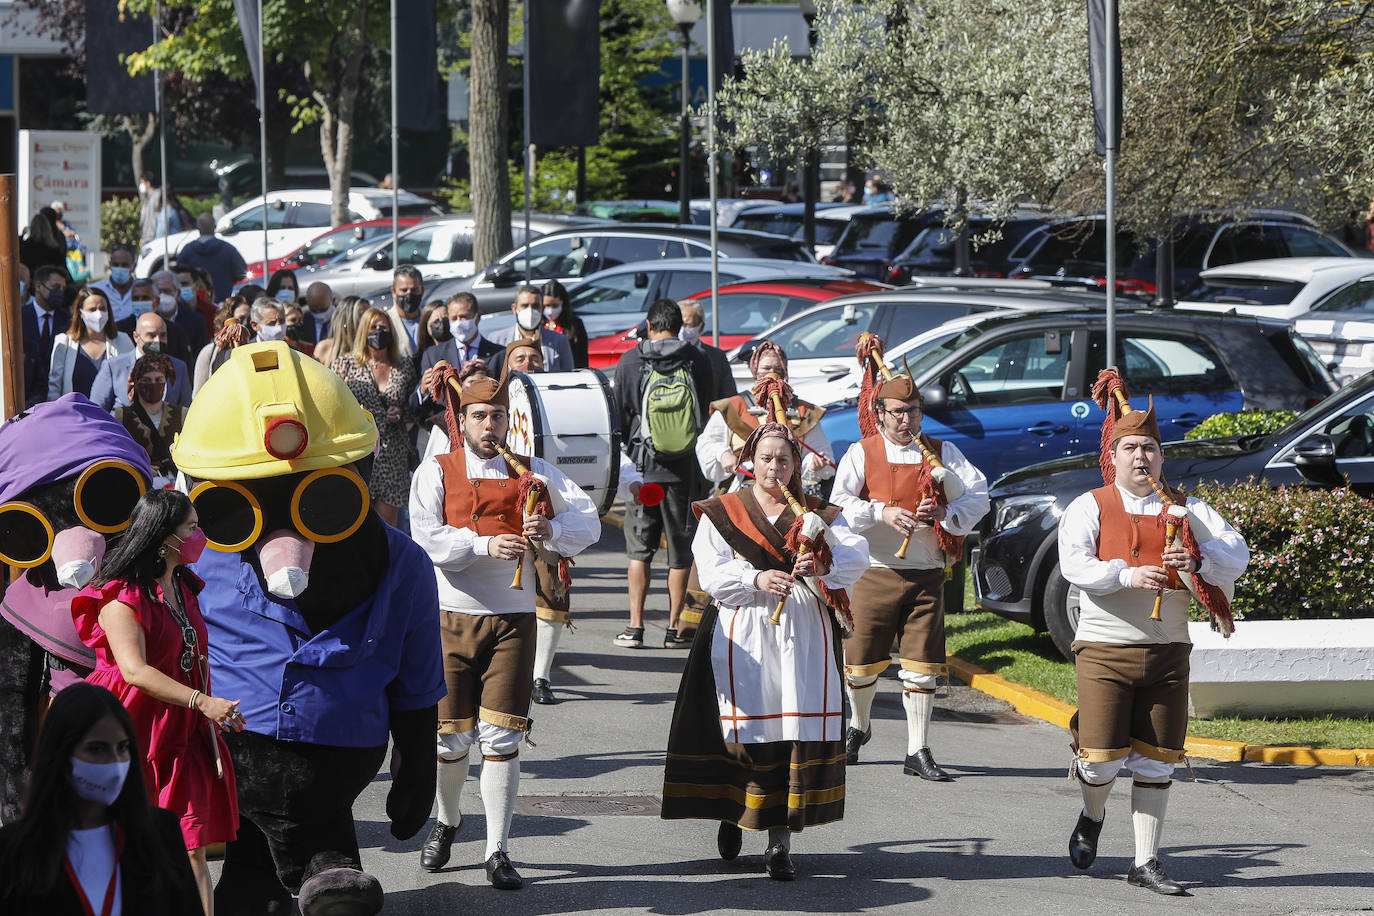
408, 374, 600, 890
830, 371, 989, 781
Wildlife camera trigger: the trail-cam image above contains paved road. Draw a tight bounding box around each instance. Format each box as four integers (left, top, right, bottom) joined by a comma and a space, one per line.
225, 525, 1374, 915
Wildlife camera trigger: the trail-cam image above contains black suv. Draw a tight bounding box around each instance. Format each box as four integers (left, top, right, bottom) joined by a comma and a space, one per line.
886, 213, 1052, 284
973, 366, 1366, 660
820, 206, 945, 280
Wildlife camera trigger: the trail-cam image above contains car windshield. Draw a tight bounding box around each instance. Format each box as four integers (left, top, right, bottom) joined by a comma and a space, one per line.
734, 214, 802, 236
375, 201, 447, 217
837, 217, 902, 252
902, 325, 987, 377
740, 239, 813, 262
1309, 276, 1374, 314
695, 292, 797, 337
301, 225, 388, 263
1192, 280, 1305, 306
1265, 366, 1370, 442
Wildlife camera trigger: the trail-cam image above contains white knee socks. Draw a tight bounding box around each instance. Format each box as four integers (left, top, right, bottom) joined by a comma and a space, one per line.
767, 827, 791, 851
481, 756, 521, 859
436, 755, 467, 828
902, 688, 934, 755
1131, 781, 1170, 866
1079, 777, 1114, 823
534, 618, 562, 682
846, 675, 878, 732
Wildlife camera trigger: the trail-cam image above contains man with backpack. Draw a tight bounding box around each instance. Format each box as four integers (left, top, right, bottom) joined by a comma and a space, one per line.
612, 298, 716, 649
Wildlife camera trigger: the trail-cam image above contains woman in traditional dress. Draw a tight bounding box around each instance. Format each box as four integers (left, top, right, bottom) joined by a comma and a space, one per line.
662, 422, 869, 880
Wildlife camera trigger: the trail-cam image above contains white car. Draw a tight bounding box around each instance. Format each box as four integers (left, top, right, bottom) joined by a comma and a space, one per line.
136, 188, 446, 276
295, 216, 479, 299
1179, 257, 1374, 321
1293, 274, 1374, 384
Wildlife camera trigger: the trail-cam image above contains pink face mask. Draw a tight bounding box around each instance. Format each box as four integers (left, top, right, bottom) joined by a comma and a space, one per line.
173, 529, 208, 565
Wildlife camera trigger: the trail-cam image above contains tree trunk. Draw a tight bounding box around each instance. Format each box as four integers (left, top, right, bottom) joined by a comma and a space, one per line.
124, 114, 157, 188
316, 3, 369, 228
470, 0, 512, 268
953, 186, 971, 277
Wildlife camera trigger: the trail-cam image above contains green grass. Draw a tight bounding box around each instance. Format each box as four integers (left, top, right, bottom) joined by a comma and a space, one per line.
946, 611, 1374, 750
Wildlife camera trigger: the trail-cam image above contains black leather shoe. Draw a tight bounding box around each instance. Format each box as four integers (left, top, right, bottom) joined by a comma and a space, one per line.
1068, 810, 1105, 870
844, 725, 871, 765
1127, 857, 1186, 895
763, 843, 795, 881
903, 747, 952, 781
531, 678, 558, 705
419, 820, 458, 871
716, 821, 742, 861
484, 850, 523, 890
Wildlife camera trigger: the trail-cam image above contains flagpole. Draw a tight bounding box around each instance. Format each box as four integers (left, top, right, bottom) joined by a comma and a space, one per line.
155, 4, 169, 271
390, 0, 399, 264
1104, 0, 1117, 364
258, 0, 269, 282
707, 0, 719, 346
522, 0, 532, 286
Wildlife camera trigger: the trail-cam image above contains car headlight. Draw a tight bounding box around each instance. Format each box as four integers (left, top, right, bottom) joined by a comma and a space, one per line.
993, 494, 1060, 530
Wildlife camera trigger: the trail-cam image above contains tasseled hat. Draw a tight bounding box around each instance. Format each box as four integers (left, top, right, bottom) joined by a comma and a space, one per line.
504, 337, 541, 363
748, 340, 788, 378
739, 421, 804, 496
430, 367, 510, 453
1091, 367, 1161, 485
460, 375, 509, 409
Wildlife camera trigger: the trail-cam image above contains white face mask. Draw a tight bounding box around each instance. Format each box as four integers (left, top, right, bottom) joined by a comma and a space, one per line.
69, 756, 130, 806
256, 323, 287, 342
312, 303, 335, 324
81, 310, 109, 334
453, 317, 478, 342
156, 293, 177, 316
679, 325, 702, 345
266, 565, 309, 599
543, 304, 563, 321
516, 306, 542, 331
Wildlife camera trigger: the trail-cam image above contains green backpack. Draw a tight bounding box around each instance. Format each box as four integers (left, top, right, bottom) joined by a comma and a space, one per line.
639, 364, 700, 459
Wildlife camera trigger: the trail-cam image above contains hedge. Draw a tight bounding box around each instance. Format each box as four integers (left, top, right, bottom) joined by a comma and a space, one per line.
1184, 409, 1298, 441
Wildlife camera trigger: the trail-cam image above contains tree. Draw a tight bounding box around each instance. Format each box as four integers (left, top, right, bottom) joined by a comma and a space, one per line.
469, 0, 513, 267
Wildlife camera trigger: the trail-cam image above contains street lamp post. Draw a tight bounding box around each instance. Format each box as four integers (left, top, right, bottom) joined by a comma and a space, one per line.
667, 0, 702, 225
799, 0, 819, 253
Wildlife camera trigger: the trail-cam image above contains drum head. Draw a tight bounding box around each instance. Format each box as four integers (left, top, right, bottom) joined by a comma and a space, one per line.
505, 372, 543, 458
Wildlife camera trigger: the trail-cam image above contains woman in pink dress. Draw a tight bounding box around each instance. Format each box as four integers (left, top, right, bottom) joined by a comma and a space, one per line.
72, 489, 242, 915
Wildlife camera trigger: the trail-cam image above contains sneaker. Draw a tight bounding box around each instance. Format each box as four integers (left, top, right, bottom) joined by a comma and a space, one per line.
663, 627, 691, 648
613, 626, 644, 648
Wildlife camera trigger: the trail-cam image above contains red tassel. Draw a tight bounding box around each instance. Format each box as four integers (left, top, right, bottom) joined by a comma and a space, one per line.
1092, 367, 1127, 485
432, 363, 463, 453
515, 472, 552, 518
751, 376, 795, 425
558, 555, 574, 589
1176, 513, 1234, 633
855, 334, 886, 440
782, 515, 854, 630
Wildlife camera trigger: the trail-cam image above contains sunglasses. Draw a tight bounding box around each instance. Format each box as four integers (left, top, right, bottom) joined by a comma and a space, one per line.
0, 460, 147, 568
188, 467, 370, 552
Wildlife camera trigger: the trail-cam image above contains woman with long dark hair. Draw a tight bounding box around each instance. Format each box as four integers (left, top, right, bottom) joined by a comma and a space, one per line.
0, 682, 202, 914
265, 268, 301, 307
70, 489, 241, 915
540, 279, 588, 368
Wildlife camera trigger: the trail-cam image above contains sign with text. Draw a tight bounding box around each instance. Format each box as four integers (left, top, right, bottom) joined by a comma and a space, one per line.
18, 130, 103, 275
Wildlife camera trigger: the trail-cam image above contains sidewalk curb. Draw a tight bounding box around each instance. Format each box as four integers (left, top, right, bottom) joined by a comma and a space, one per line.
945, 654, 1374, 767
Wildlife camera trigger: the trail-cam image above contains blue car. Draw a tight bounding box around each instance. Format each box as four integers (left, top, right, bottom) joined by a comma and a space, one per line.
818, 307, 1334, 485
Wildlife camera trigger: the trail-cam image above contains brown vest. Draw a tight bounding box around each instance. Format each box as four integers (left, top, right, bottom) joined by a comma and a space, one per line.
1090, 484, 1182, 589
692, 486, 843, 574
856, 434, 939, 512
710, 392, 826, 444
437, 450, 530, 536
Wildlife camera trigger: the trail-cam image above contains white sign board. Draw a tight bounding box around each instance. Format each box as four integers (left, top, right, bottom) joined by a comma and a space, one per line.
18, 130, 103, 276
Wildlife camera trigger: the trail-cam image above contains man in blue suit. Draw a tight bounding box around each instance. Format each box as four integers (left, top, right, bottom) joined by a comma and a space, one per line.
411, 293, 502, 420
90, 312, 192, 411
22, 266, 71, 407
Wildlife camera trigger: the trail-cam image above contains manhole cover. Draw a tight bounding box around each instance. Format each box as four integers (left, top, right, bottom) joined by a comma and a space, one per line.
513, 795, 661, 817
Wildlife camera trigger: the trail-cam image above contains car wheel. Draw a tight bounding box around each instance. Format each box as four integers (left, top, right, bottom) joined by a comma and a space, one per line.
1041, 561, 1081, 661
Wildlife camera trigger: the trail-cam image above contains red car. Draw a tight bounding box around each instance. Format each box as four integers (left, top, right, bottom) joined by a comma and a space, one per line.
585, 278, 888, 369
238, 217, 427, 284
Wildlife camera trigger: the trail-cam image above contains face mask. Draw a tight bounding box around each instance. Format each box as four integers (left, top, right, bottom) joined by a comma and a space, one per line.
156, 293, 177, 316
69, 757, 130, 806
135, 380, 165, 404
82, 310, 109, 333
266, 565, 310, 599
141, 339, 163, 356
679, 325, 702, 345
312, 303, 335, 323
179, 286, 195, 304
275, 288, 296, 303
429, 320, 452, 343
367, 328, 393, 351
171, 529, 207, 565
543, 304, 563, 321
453, 318, 478, 343
109, 267, 132, 285
516, 306, 542, 332
395, 291, 421, 315
256, 323, 286, 342
131, 299, 153, 318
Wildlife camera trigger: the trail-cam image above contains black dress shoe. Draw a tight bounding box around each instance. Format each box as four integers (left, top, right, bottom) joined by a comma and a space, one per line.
763, 843, 795, 881
903, 747, 952, 781
531, 678, 558, 705
716, 821, 742, 861
1068, 810, 1105, 870
419, 820, 458, 871
844, 725, 871, 765
484, 850, 524, 890
1127, 857, 1187, 895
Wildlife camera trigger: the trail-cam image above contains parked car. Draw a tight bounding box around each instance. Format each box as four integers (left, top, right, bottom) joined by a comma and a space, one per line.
820, 205, 943, 280
207, 157, 381, 198
136, 188, 447, 276
415, 224, 818, 313
479, 259, 855, 346
1004, 212, 1355, 298
974, 368, 1374, 659
816, 306, 1337, 485
584, 277, 888, 369
1293, 273, 1374, 383
729, 202, 869, 260
1180, 257, 1374, 320
886, 212, 1053, 284
573, 200, 681, 222
238, 216, 428, 286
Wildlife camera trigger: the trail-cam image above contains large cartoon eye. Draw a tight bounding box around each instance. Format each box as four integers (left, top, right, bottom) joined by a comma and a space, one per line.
0, 502, 55, 568
188, 481, 264, 552
73, 460, 147, 534
291, 468, 369, 544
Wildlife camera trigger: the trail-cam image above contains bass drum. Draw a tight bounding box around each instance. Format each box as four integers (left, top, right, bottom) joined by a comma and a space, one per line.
505, 369, 621, 515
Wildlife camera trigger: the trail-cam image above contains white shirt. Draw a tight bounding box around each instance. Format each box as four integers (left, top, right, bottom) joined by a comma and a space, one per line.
1057, 483, 1250, 645
66, 824, 122, 916
90, 278, 135, 323
830, 433, 989, 569
409, 444, 601, 616
695, 407, 835, 489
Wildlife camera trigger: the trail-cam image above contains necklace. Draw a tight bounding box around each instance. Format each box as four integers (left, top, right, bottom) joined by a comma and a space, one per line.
157, 573, 205, 683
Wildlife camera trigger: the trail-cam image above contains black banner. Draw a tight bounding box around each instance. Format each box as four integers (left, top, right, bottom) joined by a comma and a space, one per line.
528, 0, 601, 147
232, 0, 262, 104
397, 0, 441, 132
84, 0, 156, 114
1087, 0, 1121, 156
712, 0, 735, 95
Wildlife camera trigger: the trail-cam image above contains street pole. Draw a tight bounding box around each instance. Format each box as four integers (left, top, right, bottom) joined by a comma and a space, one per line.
678, 24, 692, 226
801, 3, 818, 254
258, 0, 269, 282
523, 0, 532, 285
1, 174, 23, 419
707, 0, 718, 345
1104, 0, 1118, 365
155, 4, 170, 272
390, 0, 399, 265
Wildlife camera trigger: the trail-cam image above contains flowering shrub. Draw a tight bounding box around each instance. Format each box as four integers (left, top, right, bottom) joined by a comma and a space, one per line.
1189, 479, 1374, 621
1184, 409, 1298, 441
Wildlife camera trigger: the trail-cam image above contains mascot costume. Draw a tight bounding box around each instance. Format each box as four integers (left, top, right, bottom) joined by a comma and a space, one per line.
171, 342, 445, 916
0, 394, 152, 821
